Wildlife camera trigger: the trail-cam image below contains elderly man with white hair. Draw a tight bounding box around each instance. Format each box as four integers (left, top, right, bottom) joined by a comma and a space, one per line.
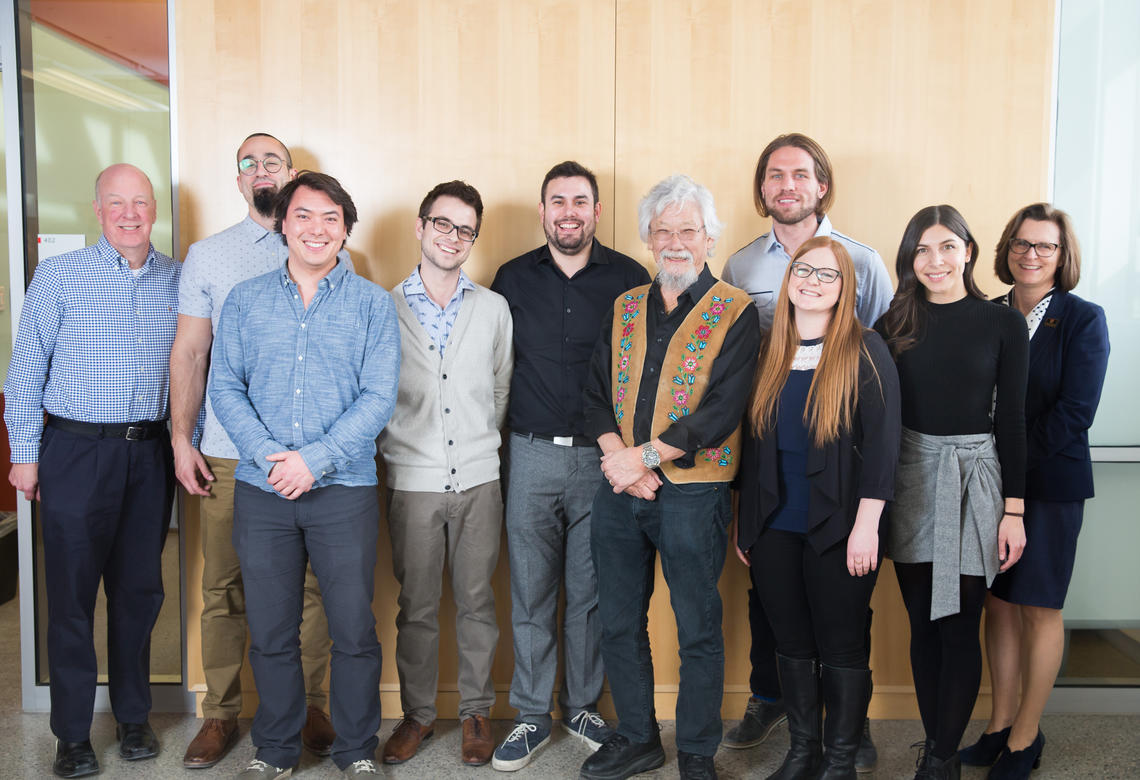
580, 175, 760, 780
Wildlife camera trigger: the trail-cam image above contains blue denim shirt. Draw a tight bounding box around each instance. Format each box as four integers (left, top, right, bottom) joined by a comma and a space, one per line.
210, 260, 400, 493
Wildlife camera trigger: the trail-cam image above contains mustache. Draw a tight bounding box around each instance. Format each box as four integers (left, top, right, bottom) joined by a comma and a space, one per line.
659, 249, 694, 262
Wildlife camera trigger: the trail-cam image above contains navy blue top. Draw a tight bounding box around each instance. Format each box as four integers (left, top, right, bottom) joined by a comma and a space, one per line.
770, 339, 821, 533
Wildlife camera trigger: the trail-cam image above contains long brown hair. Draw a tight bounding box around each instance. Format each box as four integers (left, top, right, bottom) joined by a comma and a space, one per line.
749, 236, 872, 447
879, 204, 984, 357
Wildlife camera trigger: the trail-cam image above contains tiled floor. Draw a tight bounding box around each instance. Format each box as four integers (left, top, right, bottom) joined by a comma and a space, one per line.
2, 595, 1138, 778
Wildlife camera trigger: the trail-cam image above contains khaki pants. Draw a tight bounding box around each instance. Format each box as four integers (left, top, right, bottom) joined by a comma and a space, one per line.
387, 481, 502, 723
199, 455, 331, 718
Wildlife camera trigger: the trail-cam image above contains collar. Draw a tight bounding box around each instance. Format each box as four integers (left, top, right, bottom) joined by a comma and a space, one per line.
96, 235, 156, 271
401, 265, 476, 299
280, 256, 350, 290
759, 214, 834, 256
240, 214, 279, 246
536, 239, 609, 267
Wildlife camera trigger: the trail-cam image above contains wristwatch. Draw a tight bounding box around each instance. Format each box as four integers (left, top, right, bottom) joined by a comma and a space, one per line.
641, 442, 661, 469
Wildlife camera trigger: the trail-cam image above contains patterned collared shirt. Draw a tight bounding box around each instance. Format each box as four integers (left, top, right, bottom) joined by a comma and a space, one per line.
209, 260, 401, 493
4, 236, 180, 462
400, 265, 476, 357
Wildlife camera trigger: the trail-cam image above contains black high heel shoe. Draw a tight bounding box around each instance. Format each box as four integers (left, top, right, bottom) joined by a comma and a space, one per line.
987, 730, 1044, 780
959, 727, 1010, 766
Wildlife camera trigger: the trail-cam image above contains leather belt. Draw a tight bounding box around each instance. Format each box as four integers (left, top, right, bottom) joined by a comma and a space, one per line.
46, 414, 167, 441
521, 431, 595, 448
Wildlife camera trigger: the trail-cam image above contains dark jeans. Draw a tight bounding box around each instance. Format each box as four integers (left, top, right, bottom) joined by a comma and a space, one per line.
38, 425, 175, 742
894, 561, 987, 761
753, 530, 878, 667
591, 479, 731, 756
234, 482, 381, 771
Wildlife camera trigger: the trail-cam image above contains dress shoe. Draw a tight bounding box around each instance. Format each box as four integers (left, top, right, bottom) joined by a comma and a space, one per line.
913, 740, 960, 780
183, 717, 239, 768
53, 739, 98, 778
580, 732, 666, 779
117, 721, 159, 761
959, 727, 1010, 766
988, 730, 1044, 780
302, 705, 336, 756
461, 714, 494, 766
381, 717, 434, 764
678, 750, 718, 779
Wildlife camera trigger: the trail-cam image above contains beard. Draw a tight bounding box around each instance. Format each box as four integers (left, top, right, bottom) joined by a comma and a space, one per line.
656, 250, 700, 292
252, 186, 279, 219
544, 219, 596, 255
764, 193, 819, 225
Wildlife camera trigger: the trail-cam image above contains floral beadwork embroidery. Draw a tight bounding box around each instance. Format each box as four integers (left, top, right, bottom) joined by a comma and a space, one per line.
669, 294, 736, 465
613, 292, 646, 424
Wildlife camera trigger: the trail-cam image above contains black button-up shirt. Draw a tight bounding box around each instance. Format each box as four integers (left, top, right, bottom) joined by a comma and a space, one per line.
582, 265, 760, 467
491, 240, 650, 437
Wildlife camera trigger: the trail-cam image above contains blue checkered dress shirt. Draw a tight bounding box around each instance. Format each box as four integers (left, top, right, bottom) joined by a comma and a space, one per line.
209, 260, 401, 493
3, 237, 180, 462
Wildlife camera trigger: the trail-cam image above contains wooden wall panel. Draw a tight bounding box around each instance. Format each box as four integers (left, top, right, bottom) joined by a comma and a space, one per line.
176, 0, 1054, 720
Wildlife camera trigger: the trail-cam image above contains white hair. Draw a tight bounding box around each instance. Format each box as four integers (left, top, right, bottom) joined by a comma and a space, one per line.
637, 174, 725, 257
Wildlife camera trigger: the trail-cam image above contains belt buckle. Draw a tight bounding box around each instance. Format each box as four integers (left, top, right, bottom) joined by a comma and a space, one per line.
552, 435, 574, 447
125, 425, 147, 441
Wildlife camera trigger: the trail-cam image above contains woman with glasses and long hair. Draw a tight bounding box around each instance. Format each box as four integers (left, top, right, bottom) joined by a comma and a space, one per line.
874, 205, 1029, 780
957, 204, 1109, 780
736, 236, 900, 780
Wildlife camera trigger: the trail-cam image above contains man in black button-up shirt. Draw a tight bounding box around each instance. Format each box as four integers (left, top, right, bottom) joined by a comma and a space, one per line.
490, 162, 649, 771
579, 175, 759, 780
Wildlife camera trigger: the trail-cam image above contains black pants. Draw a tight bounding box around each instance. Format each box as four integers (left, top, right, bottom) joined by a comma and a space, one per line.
38, 425, 174, 742
894, 561, 988, 760
753, 529, 878, 667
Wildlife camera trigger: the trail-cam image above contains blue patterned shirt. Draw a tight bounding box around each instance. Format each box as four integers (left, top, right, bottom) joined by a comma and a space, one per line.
400, 266, 475, 357
209, 260, 401, 493
4, 237, 180, 462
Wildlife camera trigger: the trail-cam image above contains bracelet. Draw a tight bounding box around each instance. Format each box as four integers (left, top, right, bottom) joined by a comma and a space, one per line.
1003, 511, 1024, 517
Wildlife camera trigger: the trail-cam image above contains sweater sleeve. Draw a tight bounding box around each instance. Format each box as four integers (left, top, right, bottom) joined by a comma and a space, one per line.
993, 305, 1029, 498
856, 331, 901, 501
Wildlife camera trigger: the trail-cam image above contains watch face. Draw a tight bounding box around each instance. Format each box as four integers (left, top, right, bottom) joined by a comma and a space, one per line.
642, 444, 660, 468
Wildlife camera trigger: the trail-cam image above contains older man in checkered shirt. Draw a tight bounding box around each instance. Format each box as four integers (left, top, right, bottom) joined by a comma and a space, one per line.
4, 164, 179, 779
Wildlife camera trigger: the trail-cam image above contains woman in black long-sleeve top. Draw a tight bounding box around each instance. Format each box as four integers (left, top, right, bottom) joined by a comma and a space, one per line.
737, 236, 900, 780
959, 204, 1110, 780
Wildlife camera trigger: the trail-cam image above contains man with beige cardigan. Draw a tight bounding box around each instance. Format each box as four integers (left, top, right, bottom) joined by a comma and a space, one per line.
378, 180, 513, 768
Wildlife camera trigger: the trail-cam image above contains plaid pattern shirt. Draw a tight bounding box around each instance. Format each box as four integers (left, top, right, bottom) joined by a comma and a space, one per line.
4, 237, 180, 462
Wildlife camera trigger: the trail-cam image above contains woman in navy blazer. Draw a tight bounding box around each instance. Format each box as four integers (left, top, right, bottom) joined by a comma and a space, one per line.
960, 204, 1110, 780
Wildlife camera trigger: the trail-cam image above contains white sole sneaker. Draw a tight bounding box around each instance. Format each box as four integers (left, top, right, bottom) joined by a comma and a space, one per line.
491, 734, 550, 771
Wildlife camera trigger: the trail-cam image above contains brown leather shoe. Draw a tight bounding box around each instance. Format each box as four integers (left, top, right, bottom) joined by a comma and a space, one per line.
382, 717, 435, 764
183, 717, 239, 769
461, 714, 494, 766
301, 705, 336, 756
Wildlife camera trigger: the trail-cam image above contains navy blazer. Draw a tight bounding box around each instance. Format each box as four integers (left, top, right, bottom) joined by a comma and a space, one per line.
1021, 290, 1110, 501
737, 330, 901, 555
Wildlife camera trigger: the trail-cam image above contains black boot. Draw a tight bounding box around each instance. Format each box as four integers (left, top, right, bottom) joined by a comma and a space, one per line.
815, 665, 871, 780
765, 655, 821, 780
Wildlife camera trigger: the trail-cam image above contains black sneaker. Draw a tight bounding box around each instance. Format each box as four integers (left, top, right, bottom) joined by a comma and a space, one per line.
579, 733, 666, 780
722, 697, 787, 749
678, 750, 718, 779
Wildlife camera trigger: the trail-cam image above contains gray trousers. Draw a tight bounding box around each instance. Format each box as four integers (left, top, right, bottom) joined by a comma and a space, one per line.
505, 433, 605, 728
387, 481, 502, 722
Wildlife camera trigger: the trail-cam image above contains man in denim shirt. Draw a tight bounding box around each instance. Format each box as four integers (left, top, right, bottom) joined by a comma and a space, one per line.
210, 171, 400, 778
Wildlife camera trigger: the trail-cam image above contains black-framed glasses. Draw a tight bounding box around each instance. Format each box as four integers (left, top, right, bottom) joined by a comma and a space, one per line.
790, 260, 841, 284
650, 225, 705, 244
424, 215, 477, 242
238, 156, 286, 176
1009, 238, 1059, 257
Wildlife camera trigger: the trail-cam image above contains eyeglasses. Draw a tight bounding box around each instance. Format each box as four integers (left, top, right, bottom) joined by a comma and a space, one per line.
424, 216, 478, 242
1009, 238, 1059, 257
790, 260, 841, 284
650, 226, 705, 244
238, 156, 285, 176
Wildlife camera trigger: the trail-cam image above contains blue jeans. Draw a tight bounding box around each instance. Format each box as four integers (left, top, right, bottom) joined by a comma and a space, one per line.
590, 479, 731, 756
506, 434, 605, 728
234, 482, 381, 771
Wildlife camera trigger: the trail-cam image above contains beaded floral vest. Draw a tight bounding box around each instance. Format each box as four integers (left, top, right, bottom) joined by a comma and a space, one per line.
610, 280, 751, 484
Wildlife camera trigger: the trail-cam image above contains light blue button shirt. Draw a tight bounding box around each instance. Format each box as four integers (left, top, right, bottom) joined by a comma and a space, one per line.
209, 261, 400, 493
400, 266, 476, 357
